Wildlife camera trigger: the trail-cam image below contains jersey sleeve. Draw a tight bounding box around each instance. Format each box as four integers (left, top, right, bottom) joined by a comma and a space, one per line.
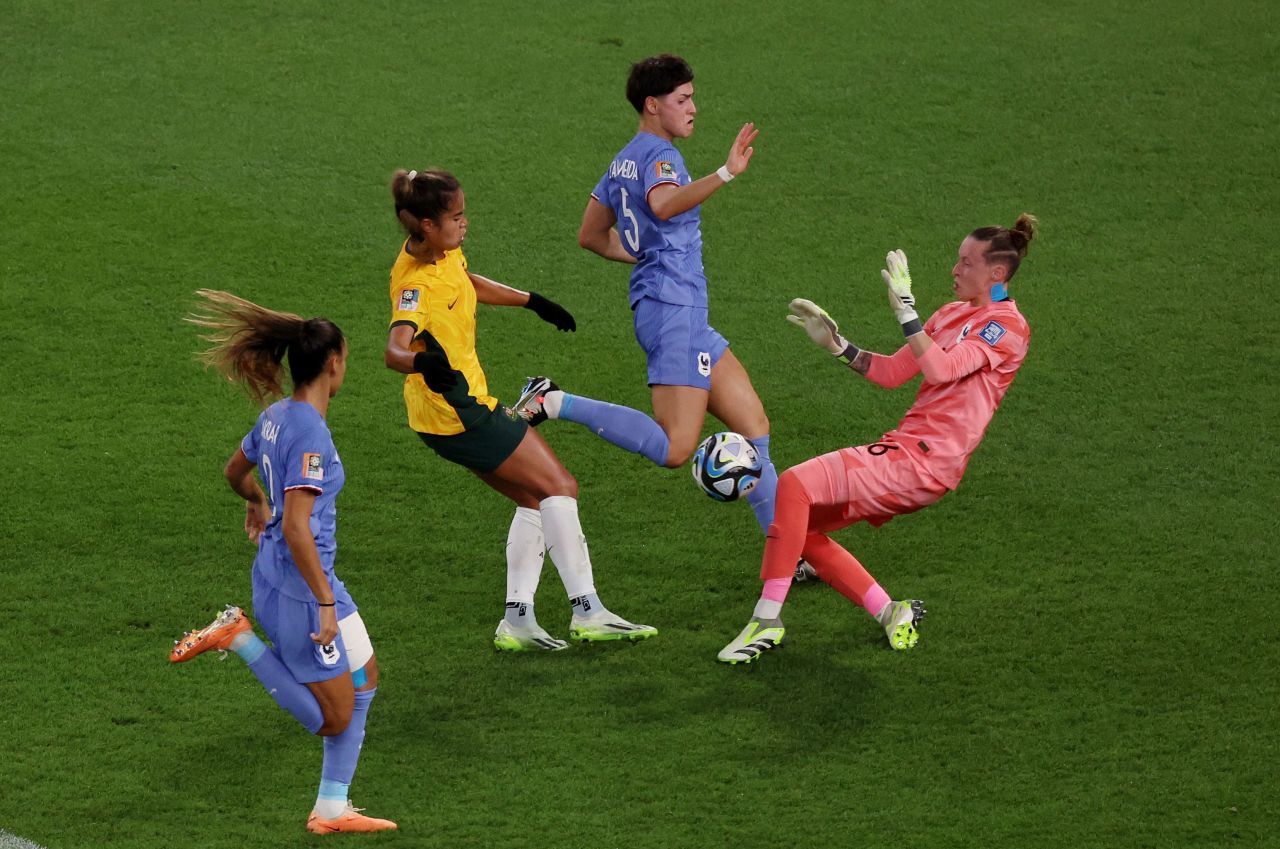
865, 344, 921, 388
959, 312, 1030, 370
916, 308, 1030, 383
590, 170, 609, 203
390, 276, 429, 331
240, 414, 263, 463
281, 424, 333, 495
642, 145, 685, 204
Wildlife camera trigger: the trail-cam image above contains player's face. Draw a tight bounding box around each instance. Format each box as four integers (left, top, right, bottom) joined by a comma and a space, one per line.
952, 236, 1001, 301
651, 83, 697, 139
424, 190, 468, 251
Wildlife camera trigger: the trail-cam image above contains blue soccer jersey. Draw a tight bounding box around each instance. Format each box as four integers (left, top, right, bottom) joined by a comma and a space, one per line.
591, 132, 707, 308
240, 398, 347, 602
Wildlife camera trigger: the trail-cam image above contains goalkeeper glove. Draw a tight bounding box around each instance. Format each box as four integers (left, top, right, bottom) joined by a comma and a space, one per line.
881, 249, 923, 336
787, 298, 861, 363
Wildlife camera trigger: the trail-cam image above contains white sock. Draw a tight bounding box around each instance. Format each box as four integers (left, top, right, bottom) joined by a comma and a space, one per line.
543, 389, 564, 419
538, 495, 597, 600
753, 599, 783, 620
505, 507, 545, 607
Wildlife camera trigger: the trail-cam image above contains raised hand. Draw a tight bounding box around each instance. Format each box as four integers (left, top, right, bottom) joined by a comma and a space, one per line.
724, 122, 759, 177
786, 298, 847, 354
881, 249, 919, 326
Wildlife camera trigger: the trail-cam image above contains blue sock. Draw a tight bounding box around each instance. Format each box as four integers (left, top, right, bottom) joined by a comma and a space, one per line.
745, 435, 779, 533
559, 394, 670, 466
232, 633, 324, 734
321, 686, 376, 789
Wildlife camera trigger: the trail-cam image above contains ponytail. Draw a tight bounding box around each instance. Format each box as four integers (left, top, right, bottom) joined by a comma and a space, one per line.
189, 289, 345, 405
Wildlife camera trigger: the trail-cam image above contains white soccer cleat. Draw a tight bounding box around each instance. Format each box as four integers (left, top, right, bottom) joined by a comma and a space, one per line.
493, 619, 569, 652
569, 611, 658, 642
717, 618, 786, 664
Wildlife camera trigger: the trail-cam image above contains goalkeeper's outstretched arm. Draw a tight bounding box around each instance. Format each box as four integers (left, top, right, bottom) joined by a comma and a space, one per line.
786, 298, 918, 385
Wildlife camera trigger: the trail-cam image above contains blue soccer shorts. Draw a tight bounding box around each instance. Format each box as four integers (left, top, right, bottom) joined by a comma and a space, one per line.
633, 297, 729, 390
252, 567, 357, 684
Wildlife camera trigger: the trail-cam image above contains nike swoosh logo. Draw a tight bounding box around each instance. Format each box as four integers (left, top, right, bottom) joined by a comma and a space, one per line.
448, 297, 459, 309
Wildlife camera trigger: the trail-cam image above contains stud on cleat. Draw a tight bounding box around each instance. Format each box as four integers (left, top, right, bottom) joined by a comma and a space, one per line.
882, 599, 926, 651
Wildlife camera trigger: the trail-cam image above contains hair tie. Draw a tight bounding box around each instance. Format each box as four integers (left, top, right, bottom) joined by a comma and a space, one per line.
408, 169, 418, 181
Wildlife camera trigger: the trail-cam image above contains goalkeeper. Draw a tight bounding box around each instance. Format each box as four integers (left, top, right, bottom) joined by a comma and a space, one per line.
719, 214, 1037, 664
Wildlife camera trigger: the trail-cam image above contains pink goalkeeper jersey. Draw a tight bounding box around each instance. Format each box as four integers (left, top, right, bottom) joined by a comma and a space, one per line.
867, 299, 1030, 490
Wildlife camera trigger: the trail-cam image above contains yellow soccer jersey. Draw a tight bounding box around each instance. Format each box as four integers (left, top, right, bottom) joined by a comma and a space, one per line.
388, 245, 498, 435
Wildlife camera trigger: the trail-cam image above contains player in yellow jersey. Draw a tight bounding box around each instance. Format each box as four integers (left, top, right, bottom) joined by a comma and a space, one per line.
384, 168, 657, 650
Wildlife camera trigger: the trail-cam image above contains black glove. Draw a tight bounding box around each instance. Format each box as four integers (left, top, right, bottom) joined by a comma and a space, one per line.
413, 351, 458, 393
524, 292, 576, 332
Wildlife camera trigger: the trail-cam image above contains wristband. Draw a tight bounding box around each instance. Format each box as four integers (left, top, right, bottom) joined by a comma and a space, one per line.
901, 318, 923, 337
835, 341, 862, 365
715, 165, 734, 183
318, 602, 335, 608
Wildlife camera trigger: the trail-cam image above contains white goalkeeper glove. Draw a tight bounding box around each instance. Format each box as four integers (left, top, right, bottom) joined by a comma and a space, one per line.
787, 298, 861, 363
881, 249, 923, 336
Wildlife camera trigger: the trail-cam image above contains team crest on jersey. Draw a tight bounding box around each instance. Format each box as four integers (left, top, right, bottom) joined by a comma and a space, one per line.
398, 288, 420, 311
978, 320, 1007, 346
303, 453, 324, 481
655, 161, 677, 179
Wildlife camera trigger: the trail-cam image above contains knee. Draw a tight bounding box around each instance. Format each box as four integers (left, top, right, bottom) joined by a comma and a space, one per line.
545, 470, 578, 499
316, 711, 352, 737
663, 438, 698, 468
776, 468, 809, 501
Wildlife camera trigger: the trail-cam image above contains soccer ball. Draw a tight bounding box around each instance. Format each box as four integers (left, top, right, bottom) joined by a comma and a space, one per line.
691, 432, 761, 502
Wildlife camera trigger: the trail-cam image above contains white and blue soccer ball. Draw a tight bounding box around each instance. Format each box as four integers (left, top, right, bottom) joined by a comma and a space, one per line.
691, 431, 761, 502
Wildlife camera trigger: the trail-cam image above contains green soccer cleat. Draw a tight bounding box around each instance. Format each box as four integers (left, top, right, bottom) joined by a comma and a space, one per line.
717, 618, 786, 664
881, 599, 926, 651
568, 612, 657, 642
493, 619, 569, 652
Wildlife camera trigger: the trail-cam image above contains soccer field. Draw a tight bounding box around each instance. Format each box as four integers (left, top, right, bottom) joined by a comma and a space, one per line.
3, 1, 1277, 846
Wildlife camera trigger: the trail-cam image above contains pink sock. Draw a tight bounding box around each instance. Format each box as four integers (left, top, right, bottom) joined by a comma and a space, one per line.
863, 584, 891, 619
753, 578, 792, 620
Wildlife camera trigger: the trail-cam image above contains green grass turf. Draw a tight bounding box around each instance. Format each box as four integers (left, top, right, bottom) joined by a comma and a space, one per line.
3, 0, 1277, 846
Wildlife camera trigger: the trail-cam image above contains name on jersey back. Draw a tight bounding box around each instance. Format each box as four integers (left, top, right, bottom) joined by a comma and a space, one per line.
610, 159, 639, 180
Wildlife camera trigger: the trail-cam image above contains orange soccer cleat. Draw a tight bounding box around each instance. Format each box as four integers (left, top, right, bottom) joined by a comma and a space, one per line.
168, 605, 252, 662
306, 804, 399, 834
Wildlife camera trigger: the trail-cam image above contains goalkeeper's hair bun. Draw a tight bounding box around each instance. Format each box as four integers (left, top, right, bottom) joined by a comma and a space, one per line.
391, 168, 461, 236
969, 213, 1038, 281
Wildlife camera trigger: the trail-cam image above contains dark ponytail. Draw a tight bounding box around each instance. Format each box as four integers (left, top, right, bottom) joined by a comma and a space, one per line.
189, 290, 345, 405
